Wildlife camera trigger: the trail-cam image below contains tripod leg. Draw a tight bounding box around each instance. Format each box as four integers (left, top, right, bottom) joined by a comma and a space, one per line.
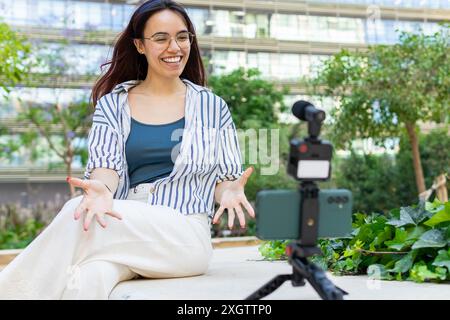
245, 274, 292, 300
309, 267, 347, 300
292, 257, 348, 300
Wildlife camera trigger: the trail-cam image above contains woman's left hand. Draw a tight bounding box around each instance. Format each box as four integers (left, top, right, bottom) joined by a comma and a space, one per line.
213, 167, 256, 229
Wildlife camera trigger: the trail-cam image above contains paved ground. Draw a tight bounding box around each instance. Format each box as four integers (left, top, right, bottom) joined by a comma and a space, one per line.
110, 245, 450, 300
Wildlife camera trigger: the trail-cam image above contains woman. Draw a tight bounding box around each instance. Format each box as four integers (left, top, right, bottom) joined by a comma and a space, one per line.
0, 0, 254, 299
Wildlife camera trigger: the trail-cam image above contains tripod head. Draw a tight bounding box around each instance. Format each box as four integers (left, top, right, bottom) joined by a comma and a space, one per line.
287, 101, 333, 247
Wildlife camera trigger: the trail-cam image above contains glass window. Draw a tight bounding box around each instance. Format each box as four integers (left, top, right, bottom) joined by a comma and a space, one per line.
73, 1, 102, 30
36, 0, 66, 28
186, 7, 210, 35
210, 51, 247, 75
247, 52, 271, 77
245, 13, 270, 38
276, 54, 301, 81
29, 42, 112, 76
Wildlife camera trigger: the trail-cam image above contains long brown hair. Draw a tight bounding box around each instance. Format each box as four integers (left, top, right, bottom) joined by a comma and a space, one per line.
91, 0, 206, 106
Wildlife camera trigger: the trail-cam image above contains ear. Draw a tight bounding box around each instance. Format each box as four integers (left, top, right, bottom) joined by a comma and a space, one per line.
133, 38, 144, 54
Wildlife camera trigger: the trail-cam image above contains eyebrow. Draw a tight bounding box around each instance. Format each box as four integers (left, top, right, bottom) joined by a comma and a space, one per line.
150, 30, 189, 37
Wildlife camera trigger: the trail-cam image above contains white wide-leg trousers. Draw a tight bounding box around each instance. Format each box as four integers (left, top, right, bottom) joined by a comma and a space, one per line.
0, 185, 213, 300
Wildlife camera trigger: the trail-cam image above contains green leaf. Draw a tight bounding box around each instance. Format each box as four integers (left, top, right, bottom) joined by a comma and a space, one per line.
411, 229, 447, 249
369, 226, 393, 251
409, 261, 447, 283
424, 202, 450, 227
405, 225, 427, 241
386, 207, 416, 227
425, 198, 445, 213
384, 228, 412, 251
258, 240, 289, 260
388, 251, 417, 274
432, 249, 450, 272
408, 203, 433, 224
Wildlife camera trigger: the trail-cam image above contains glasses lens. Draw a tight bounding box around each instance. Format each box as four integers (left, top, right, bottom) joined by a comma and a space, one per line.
150, 32, 193, 48
176, 32, 192, 48
153, 35, 169, 44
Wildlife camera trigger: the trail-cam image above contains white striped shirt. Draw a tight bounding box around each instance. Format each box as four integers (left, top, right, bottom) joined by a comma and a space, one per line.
84, 78, 243, 218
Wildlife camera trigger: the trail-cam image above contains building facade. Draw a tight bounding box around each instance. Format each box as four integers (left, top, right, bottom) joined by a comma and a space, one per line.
0, 0, 448, 206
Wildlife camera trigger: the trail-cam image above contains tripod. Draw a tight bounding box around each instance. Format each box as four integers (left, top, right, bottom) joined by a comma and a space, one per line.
246, 182, 348, 300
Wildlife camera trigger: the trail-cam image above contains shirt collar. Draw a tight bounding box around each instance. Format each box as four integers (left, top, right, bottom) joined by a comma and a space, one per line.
111, 78, 209, 94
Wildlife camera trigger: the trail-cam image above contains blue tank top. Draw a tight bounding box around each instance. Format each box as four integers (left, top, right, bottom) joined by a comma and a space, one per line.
126, 116, 185, 188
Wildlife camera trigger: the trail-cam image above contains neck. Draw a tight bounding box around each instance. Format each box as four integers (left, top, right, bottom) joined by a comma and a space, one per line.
139, 74, 186, 96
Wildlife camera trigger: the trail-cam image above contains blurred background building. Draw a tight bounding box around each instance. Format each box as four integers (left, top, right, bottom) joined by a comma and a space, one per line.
0, 0, 448, 205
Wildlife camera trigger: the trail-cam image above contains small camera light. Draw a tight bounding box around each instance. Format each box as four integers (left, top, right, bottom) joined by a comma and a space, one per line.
298, 144, 308, 153
297, 160, 330, 179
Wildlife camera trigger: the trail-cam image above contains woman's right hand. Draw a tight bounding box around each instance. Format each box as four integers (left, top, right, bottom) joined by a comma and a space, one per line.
66, 177, 122, 231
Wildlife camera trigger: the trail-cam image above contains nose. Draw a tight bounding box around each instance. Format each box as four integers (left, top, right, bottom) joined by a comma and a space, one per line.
167, 37, 181, 51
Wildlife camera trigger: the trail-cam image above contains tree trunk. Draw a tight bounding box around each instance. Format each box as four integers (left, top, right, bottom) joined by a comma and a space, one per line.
405, 122, 426, 195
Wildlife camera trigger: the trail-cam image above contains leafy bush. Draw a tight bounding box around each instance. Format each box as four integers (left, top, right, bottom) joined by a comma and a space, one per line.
259, 199, 450, 283
335, 128, 449, 214
259, 240, 289, 261
335, 151, 400, 214
0, 218, 44, 250
208, 67, 288, 130
0, 200, 65, 249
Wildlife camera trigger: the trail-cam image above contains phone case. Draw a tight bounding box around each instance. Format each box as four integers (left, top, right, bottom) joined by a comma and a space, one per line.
256, 189, 353, 240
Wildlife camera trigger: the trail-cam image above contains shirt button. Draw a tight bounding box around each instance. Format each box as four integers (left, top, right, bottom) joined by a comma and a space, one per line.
149, 186, 156, 194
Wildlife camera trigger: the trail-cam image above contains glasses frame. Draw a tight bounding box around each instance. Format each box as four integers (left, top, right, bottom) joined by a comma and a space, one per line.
141, 31, 195, 49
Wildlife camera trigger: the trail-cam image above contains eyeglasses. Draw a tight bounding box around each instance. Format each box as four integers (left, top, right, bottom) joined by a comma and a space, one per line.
142, 31, 195, 49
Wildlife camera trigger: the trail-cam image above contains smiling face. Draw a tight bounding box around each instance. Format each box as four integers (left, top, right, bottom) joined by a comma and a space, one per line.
134, 9, 191, 80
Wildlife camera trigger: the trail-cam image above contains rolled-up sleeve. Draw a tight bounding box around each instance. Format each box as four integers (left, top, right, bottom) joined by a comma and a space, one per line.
83, 99, 123, 180
216, 100, 243, 183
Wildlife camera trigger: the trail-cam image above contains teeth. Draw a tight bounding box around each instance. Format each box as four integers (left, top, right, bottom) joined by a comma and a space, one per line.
162, 56, 181, 63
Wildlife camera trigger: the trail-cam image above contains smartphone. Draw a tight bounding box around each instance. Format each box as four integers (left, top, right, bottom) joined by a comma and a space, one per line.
256, 189, 353, 240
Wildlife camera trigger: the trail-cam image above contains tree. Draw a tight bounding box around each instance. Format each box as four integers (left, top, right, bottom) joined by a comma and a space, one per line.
0, 36, 95, 197
313, 26, 449, 195
208, 67, 289, 129
208, 67, 290, 178
0, 21, 32, 95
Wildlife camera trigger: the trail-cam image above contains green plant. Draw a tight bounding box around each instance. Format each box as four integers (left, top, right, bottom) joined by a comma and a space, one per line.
0, 218, 45, 250
0, 199, 67, 249
208, 67, 289, 130
0, 39, 94, 196
259, 199, 450, 283
334, 128, 450, 214
258, 240, 290, 261
0, 21, 32, 94
0, 204, 45, 249
335, 151, 400, 214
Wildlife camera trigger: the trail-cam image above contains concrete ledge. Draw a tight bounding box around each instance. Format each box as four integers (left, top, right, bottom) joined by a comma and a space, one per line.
0, 249, 23, 267
212, 236, 262, 249
0, 237, 262, 269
